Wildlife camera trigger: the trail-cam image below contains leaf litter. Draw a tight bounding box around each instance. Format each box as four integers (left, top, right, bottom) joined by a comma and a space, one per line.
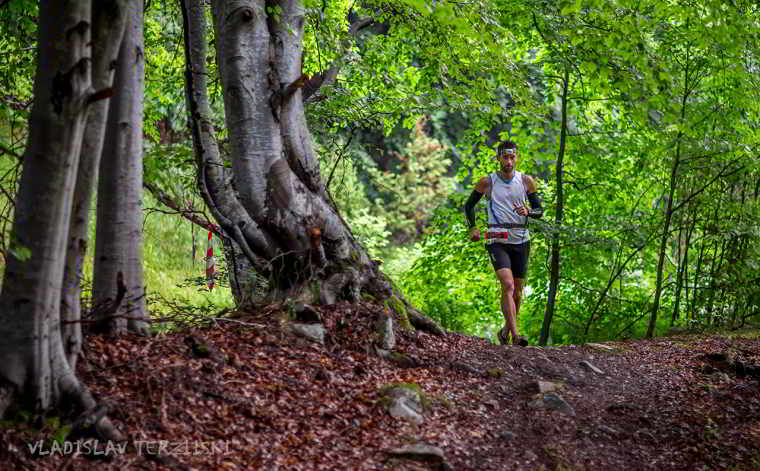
0, 301, 759, 470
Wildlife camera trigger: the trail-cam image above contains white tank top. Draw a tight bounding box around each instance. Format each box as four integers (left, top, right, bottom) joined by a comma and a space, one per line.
485, 171, 530, 245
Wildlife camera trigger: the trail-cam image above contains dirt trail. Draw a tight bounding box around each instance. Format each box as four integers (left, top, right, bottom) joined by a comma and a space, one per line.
1, 302, 759, 470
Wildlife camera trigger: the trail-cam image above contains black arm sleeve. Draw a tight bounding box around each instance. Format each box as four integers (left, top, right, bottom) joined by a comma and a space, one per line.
527, 192, 543, 219
464, 190, 484, 228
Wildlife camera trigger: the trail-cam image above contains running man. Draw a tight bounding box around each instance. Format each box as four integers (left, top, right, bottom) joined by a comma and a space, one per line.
464, 140, 543, 346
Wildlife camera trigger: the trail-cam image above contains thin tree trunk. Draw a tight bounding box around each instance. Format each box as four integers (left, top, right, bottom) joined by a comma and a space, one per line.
690, 234, 706, 321
702, 204, 721, 325
539, 67, 569, 346
683, 217, 694, 321
583, 233, 654, 337
730, 237, 749, 327
647, 55, 690, 337
220, 235, 269, 307
671, 211, 696, 325
705, 238, 727, 325
62, 0, 129, 369
92, 1, 148, 334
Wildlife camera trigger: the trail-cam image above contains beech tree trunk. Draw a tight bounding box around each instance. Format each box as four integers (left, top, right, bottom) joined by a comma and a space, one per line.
92, 0, 148, 334
62, 0, 129, 369
0, 0, 117, 426
221, 236, 269, 307
179, 0, 442, 336
182, 0, 391, 307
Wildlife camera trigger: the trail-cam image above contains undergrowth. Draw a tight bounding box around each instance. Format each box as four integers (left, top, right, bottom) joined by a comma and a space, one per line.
77, 192, 236, 329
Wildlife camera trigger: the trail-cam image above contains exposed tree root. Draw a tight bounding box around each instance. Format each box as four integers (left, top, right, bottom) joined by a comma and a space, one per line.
406, 304, 445, 336
62, 374, 125, 443
0, 373, 124, 445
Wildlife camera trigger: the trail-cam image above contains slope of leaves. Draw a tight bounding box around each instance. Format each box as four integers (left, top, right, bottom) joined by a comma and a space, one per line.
0, 303, 759, 470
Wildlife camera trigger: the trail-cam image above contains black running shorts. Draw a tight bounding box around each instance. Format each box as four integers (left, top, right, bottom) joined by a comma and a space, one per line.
486, 241, 531, 278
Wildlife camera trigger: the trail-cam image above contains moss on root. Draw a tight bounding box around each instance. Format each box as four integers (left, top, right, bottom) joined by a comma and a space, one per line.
384, 295, 413, 330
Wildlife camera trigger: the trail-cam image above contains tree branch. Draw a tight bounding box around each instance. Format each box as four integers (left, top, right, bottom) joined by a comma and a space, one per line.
302, 17, 373, 102
671, 163, 744, 214
143, 181, 221, 236
0, 142, 22, 160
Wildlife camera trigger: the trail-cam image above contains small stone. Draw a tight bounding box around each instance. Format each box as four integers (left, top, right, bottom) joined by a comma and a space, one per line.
290, 323, 325, 344
486, 368, 504, 378
294, 303, 322, 323
536, 380, 563, 393
597, 424, 619, 436
499, 431, 516, 440
389, 400, 423, 423
387, 443, 445, 461
384, 386, 424, 424
586, 342, 615, 350
529, 393, 576, 416
450, 361, 480, 375
579, 360, 604, 375
386, 443, 453, 470
375, 311, 396, 350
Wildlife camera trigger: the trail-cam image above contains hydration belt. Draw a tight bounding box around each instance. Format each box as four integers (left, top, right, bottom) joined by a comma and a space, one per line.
486, 223, 526, 242
485, 232, 510, 239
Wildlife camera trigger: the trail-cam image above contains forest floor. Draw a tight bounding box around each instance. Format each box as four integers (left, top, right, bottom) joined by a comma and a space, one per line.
2, 301, 760, 471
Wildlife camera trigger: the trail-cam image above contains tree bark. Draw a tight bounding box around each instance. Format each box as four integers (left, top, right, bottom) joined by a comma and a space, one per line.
92, 0, 148, 335
62, 0, 129, 369
220, 235, 269, 308
178, 0, 442, 335
0, 3, 124, 435
539, 67, 569, 346
180, 0, 273, 290
180, 0, 405, 312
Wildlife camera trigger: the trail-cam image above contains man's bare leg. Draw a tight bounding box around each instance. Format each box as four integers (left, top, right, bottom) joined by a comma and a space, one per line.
496, 268, 519, 342
514, 277, 525, 334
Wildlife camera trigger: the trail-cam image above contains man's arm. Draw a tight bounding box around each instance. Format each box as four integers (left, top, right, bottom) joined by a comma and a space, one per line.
464, 190, 483, 228
523, 174, 543, 219
464, 177, 489, 240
